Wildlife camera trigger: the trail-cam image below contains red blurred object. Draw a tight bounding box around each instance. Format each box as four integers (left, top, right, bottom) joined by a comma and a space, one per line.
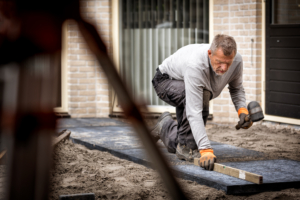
0, 1, 187, 200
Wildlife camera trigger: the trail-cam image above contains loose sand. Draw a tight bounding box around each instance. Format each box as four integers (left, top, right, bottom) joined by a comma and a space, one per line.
47, 123, 300, 200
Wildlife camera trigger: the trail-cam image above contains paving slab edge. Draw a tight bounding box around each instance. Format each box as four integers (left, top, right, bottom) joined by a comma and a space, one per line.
69, 137, 300, 195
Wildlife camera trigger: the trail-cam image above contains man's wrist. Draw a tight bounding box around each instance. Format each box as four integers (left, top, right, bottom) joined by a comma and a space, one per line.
199, 148, 214, 155
238, 107, 248, 116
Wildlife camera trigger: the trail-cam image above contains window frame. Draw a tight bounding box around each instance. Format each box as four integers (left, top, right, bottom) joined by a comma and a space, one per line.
111, 0, 214, 115
54, 21, 69, 114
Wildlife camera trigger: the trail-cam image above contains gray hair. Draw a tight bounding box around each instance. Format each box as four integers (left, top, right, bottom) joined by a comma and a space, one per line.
210, 34, 237, 56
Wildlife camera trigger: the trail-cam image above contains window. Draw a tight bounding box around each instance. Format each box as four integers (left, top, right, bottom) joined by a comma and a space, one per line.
119, 0, 209, 107
272, 0, 300, 24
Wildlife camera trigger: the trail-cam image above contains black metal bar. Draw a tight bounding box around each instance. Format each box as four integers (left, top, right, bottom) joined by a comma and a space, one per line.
176, 0, 182, 28
158, 0, 163, 25
203, 0, 209, 42
196, 0, 203, 43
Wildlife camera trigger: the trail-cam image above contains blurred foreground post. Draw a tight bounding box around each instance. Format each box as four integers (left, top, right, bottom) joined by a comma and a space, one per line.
1, 54, 59, 200
0, 1, 187, 199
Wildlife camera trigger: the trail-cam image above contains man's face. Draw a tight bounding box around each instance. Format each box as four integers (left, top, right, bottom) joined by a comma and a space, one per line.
208, 48, 235, 76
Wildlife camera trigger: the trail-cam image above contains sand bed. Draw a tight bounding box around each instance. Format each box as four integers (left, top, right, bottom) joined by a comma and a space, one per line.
48, 123, 300, 200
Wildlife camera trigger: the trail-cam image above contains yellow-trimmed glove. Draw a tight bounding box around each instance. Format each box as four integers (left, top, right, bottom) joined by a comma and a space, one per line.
237, 108, 253, 129
199, 149, 217, 171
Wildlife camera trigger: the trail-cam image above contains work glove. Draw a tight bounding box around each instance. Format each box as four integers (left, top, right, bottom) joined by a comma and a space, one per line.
199, 149, 217, 171
237, 108, 253, 129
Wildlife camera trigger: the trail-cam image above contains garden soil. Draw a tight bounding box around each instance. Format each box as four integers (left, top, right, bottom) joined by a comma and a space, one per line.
47, 123, 300, 200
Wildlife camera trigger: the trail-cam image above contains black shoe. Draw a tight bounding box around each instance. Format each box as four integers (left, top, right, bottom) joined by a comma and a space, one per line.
150, 112, 173, 143
176, 143, 200, 162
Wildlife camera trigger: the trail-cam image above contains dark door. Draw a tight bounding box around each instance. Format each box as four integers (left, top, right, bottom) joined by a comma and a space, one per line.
265, 0, 300, 119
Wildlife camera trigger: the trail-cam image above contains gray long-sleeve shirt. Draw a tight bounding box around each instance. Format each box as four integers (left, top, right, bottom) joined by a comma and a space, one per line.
158, 44, 246, 150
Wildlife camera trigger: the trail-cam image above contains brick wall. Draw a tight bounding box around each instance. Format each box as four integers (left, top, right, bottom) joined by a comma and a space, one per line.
66, 0, 263, 121
212, 0, 262, 123
67, 0, 111, 118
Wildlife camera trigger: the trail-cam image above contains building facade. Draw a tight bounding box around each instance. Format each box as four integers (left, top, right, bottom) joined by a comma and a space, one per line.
56, 0, 300, 126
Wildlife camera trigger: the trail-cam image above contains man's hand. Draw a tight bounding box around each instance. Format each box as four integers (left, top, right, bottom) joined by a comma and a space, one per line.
237, 108, 253, 129
199, 149, 216, 171
238, 113, 253, 129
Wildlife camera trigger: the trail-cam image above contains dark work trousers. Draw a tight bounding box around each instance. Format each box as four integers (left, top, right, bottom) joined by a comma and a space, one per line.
152, 68, 211, 153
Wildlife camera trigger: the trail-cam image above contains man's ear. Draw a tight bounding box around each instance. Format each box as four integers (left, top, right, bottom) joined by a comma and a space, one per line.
208, 49, 212, 57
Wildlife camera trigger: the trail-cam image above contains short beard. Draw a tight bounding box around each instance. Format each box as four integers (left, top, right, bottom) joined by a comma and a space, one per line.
215, 71, 225, 76
213, 67, 226, 76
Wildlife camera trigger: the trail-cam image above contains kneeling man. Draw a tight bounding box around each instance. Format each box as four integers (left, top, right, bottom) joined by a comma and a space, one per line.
151, 34, 253, 171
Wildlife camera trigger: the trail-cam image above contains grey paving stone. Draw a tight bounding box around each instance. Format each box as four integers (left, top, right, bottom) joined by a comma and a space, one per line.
57, 118, 300, 195
57, 118, 127, 128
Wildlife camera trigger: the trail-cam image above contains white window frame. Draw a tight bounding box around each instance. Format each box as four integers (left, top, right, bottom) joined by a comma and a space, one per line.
54, 21, 69, 113
111, 0, 214, 115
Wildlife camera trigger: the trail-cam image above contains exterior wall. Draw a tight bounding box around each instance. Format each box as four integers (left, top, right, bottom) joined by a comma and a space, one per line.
212, 0, 262, 123
66, 0, 264, 121
66, 0, 112, 118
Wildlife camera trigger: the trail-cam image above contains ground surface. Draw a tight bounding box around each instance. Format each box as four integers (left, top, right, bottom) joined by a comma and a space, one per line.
47, 123, 300, 200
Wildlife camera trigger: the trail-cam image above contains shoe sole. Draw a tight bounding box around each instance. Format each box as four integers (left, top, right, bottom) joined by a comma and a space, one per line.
157, 112, 172, 122
176, 151, 193, 162
151, 112, 172, 131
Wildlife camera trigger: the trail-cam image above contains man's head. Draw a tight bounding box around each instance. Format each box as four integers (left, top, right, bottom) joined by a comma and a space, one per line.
208, 34, 237, 76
